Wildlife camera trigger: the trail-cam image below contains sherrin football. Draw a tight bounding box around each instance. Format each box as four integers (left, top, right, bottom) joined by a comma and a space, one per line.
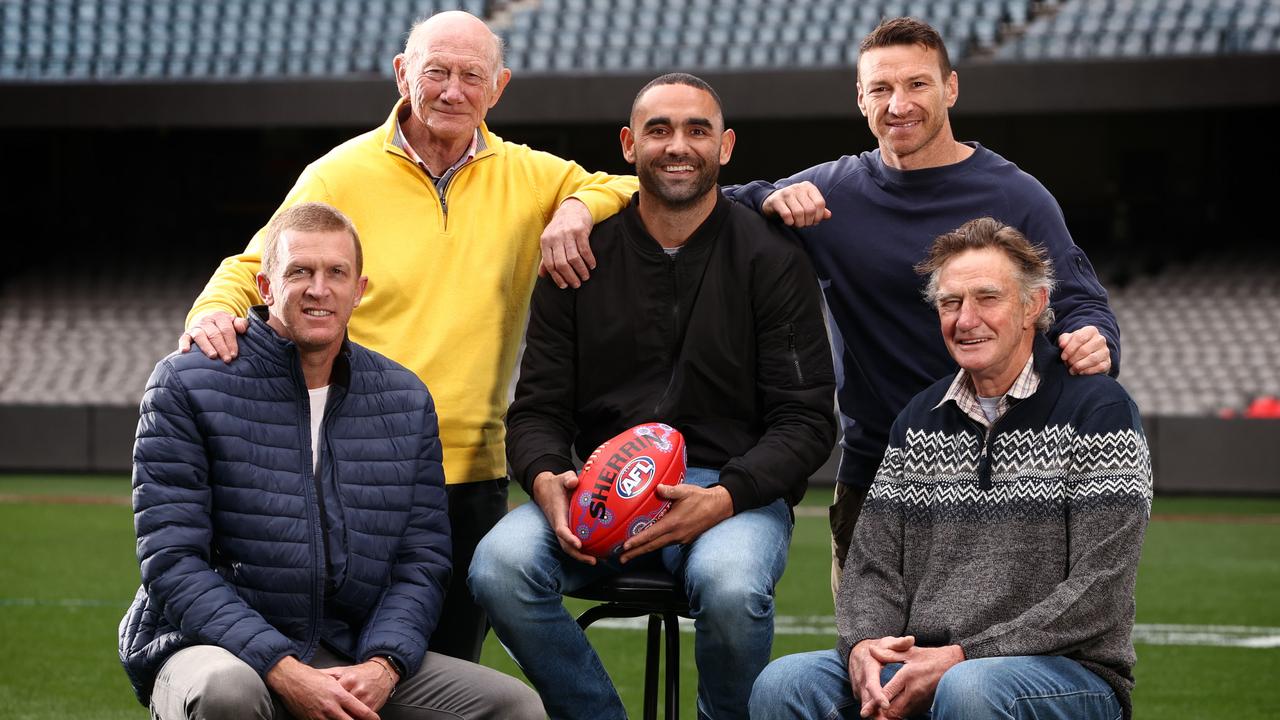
569, 423, 686, 559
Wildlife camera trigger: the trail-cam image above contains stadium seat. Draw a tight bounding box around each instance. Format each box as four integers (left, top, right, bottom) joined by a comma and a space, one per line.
11, 0, 1276, 80
998, 0, 1275, 61
1110, 256, 1280, 417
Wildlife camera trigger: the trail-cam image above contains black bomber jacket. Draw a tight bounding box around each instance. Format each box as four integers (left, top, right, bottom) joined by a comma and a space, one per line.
506, 191, 837, 513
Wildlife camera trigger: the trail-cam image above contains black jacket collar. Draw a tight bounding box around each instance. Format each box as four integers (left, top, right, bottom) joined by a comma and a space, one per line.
620, 190, 731, 258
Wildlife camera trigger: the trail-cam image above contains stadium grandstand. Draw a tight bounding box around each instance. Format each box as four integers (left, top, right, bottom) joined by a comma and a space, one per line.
2, 0, 1277, 81
1, 0, 1278, 492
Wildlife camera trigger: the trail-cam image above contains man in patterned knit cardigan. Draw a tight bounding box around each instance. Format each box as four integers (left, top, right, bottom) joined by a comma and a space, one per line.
750, 217, 1152, 720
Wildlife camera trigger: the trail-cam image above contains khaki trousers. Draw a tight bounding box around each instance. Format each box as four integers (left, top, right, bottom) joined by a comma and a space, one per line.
149, 644, 543, 720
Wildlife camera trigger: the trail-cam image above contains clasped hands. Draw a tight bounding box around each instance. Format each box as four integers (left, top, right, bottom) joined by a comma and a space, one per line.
266, 655, 399, 720
848, 635, 964, 719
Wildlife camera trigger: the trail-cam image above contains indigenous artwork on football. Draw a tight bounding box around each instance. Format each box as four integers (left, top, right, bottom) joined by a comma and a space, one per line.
569, 423, 686, 558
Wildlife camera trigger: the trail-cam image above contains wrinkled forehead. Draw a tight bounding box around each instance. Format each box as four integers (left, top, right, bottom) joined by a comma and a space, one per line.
420, 39, 495, 69
937, 248, 1018, 292
408, 22, 500, 70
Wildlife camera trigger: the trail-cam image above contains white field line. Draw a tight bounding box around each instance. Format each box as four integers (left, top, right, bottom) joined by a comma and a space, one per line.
579, 615, 1280, 649
0, 597, 125, 608
5, 598, 1278, 649
1130, 624, 1280, 649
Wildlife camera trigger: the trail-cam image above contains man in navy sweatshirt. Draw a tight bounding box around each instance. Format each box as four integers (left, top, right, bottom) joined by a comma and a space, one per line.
749, 217, 1150, 720
721, 18, 1122, 586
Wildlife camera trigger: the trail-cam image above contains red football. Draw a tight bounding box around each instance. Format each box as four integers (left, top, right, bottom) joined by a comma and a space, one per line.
569, 423, 686, 559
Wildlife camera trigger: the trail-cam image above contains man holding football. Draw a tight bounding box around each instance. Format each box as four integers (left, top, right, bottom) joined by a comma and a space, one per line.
469, 73, 837, 720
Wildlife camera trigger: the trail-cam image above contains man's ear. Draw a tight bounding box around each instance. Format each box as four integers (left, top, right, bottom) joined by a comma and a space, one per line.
719, 128, 736, 166
620, 125, 636, 164
489, 67, 512, 107
1027, 287, 1048, 328
353, 276, 368, 309
256, 272, 274, 306
393, 54, 410, 100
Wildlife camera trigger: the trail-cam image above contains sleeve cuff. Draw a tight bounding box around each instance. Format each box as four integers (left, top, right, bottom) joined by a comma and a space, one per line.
569, 184, 637, 223
714, 466, 759, 515
522, 454, 576, 493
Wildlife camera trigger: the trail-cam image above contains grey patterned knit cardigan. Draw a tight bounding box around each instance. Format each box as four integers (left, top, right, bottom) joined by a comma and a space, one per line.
836, 335, 1152, 718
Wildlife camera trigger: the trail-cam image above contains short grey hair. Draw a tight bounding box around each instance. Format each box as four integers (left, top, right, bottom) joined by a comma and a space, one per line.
916, 217, 1057, 332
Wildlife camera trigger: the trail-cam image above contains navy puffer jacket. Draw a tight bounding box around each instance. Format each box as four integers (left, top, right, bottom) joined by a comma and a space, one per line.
118, 308, 450, 704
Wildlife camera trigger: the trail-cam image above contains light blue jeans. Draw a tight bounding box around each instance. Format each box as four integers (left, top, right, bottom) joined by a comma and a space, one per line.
748, 651, 1122, 720
469, 467, 793, 720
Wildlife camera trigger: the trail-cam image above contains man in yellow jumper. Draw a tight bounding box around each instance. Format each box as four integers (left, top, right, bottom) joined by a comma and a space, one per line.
177, 10, 637, 664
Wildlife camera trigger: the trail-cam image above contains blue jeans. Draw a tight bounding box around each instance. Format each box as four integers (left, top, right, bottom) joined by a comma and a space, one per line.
469, 467, 793, 720
748, 650, 1122, 720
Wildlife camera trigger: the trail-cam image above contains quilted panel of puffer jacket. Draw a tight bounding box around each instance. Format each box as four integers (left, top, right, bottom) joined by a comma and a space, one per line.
118, 311, 449, 704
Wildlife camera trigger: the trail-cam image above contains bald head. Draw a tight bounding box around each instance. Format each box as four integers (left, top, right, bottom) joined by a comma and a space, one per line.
404, 10, 504, 80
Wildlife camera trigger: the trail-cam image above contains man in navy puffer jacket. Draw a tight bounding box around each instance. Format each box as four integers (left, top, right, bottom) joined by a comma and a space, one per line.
118, 203, 542, 720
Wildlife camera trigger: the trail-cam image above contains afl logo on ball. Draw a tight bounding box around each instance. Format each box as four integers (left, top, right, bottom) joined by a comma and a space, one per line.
616, 456, 657, 499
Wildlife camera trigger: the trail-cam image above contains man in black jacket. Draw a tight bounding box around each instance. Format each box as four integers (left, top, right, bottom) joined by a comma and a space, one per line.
469, 74, 837, 720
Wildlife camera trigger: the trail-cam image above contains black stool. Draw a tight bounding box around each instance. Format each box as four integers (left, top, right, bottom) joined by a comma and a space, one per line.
569, 569, 691, 720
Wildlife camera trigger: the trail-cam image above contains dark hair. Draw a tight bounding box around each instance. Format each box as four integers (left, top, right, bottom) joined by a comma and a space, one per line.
631, 72, 724, 123
858, 17, 952, 78
916, 217, 1057, 332
261, 202, 364, 277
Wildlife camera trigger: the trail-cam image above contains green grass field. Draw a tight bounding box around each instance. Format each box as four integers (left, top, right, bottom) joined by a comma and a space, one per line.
1, 475, 1277, 719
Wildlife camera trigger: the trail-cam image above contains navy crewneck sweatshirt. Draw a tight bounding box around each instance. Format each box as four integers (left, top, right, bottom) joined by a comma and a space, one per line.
727, 143, 1120, 488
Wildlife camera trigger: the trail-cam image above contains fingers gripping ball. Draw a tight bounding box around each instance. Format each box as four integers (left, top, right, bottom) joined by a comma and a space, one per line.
569, 423, 686, 559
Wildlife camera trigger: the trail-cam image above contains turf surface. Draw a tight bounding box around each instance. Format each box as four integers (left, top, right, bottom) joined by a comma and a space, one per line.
0, 475, 1276, 719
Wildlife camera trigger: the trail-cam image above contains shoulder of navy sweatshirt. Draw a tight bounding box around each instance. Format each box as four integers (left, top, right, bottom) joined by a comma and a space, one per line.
725, 143, 1120, 488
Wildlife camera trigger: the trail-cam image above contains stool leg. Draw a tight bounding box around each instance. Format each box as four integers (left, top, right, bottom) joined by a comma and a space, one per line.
644, 613, 661, 720
664, 611, 680, 720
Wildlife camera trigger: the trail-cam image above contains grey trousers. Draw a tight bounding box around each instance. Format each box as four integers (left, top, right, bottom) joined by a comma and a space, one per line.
149, 645, 544, 720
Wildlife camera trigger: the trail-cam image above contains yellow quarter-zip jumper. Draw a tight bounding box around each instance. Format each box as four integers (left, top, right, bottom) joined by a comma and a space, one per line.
188, 100, 638, 485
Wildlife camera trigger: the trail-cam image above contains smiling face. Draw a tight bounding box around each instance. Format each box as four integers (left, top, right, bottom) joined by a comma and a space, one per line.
856, 43, 958, 170
621, 82, 735, 211
394, 12, 510, 147
257, 228, 367, 358
934, 247, 1046, 397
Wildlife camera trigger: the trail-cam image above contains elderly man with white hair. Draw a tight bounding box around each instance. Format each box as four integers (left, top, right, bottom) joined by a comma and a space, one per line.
178, 11, 636, 662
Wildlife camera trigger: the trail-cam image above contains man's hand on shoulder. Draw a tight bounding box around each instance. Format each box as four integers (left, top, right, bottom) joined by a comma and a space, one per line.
618, 484, 733, 562
1058, 325, 1112, 376
178, 310, 248, 363
532, 470, 597, 565
539, 198, 596, 290
761, 182, 831, 228
320, 659, 399, 713
266, 656, 379, 720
